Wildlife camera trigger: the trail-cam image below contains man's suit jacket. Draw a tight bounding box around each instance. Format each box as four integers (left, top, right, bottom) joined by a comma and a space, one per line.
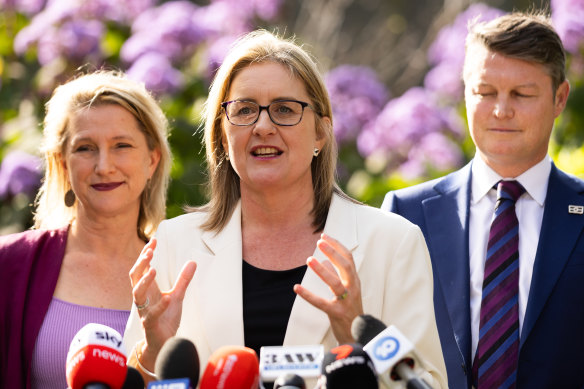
382, 161, 584, 389
124, 193, 448, 388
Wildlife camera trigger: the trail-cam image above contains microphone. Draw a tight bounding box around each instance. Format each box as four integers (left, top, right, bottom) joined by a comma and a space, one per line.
317, 343, 378, 389
65, 323, 128, 389
147, 337, 200, 389
259, 345, 323, 385
273, 372, 306, 389
122, 366, 145, 389
199, 345, 260, 389
351, 315, 432, 389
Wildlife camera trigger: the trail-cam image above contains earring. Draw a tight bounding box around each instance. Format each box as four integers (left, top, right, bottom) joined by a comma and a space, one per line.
225, 153, 230, 161
64, 189, 76, 207
313, 148, 320, 157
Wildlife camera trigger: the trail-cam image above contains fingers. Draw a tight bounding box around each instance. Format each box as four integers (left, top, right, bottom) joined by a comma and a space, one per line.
307, 257, 347, 297
317, 234, 356, 281
132, 267, 157, 310
130, 238, 157, 286
169, 261, 197, 301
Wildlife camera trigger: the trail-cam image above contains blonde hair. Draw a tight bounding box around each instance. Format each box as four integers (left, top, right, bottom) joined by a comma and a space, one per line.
192, 30, 349, 232
34, 70, 171, 240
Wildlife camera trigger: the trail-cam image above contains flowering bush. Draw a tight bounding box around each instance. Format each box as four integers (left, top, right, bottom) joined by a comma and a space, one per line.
2, 0, 584, 233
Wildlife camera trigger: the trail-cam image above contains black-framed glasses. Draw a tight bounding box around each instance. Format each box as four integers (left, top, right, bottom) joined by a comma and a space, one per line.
221, 99, 315, 126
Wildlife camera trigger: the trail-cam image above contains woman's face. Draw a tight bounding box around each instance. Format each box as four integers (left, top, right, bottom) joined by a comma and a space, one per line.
222, 61, 327, 195
63, 104, 160, 221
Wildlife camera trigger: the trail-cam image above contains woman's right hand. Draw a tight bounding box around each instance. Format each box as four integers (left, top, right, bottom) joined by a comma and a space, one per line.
129, 238, 197, 364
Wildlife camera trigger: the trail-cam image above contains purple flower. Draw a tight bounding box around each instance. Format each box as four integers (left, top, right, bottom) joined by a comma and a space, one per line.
0, 0, 46, 15
398, 132, 464, 179
121, 1, 208, 63
126, 52, 184, 94
325, 65, 389, 144
211, 0, 284, 21
425, 3, 504, 100
0, 150, 42, 200
357, 87, 464, 159
552, 0, 584, 54
204, 35, 239, 77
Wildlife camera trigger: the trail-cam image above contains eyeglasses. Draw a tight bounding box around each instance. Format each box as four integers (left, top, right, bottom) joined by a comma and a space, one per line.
221, 99, 315, 126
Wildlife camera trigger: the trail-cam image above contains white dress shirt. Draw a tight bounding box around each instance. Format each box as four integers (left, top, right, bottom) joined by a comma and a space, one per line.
469, 155, 550, 362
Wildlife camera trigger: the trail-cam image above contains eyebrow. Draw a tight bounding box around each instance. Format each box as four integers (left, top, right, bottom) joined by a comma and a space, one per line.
70, 134, 135, 143
229, 96, 302, 103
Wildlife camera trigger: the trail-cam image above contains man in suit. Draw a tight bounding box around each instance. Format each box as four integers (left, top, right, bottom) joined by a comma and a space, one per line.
382, 12, 584, 389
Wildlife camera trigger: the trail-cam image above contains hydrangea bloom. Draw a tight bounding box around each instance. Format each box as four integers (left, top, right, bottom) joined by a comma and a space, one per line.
325, 65, 389, 145
425, 3, 504, 101
357, 87, 464, 178
0, 150, 42, 200
398, 132, 464, 179
126, 52, 184, 94
121, 1, 208, 64
551, 0, 584, 55
0, 0, 46, 15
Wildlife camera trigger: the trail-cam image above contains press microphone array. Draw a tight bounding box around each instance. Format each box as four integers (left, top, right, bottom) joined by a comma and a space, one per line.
66, 323, 145, 389
200, 345, 260, 389
316, 343, 378, 389
351, 314, 433, 389
147, 337, 200, 389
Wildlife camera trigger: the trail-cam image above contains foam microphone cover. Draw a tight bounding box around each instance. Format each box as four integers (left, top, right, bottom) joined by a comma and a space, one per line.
273, 372, 306, 389
320, 343, 378, 389
122, 366, 145, 389
154, 337, 200, 386
351, 314, 387, 345
65, 323, 127, 389
200, 345, 260, 389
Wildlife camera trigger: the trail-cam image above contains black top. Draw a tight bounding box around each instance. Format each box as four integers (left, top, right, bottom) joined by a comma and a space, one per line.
242, 259, 307, 358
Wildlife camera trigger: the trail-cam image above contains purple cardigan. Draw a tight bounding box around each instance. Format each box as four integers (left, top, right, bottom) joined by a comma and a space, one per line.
0, 226, 68, 389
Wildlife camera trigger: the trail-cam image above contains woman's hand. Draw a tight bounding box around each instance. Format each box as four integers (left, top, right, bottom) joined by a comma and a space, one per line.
129, 238, 197, 364
293, 233, 364, 344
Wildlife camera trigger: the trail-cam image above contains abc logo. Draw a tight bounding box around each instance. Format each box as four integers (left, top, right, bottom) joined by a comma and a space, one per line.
373, 336, 400, 360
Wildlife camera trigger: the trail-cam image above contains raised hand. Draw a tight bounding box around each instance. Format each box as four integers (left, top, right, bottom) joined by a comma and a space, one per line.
129, 238, 197, 361
293, 233, 364, 344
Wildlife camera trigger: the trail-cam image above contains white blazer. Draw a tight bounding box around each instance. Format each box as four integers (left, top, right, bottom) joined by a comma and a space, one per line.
124, 194, 447, 388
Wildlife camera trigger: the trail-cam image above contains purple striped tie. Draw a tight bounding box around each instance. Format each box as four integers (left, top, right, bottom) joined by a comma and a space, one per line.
474, 180, 525, 388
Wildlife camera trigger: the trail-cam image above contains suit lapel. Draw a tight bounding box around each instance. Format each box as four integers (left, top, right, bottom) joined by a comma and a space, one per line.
199, 202, 246, 352
422, 164, 473, 369
521, 165, 584, 347
284, 194, 360, 345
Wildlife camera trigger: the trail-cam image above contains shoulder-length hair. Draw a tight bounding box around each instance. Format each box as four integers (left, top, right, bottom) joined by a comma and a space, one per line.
192, 30, 349, 233
34, 70, 172, 240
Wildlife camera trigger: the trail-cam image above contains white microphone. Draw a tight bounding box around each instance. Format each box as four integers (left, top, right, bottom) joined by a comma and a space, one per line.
351, 315, 432, 389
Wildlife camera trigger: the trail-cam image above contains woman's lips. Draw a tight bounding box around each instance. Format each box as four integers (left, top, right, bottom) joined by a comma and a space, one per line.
91, 182, 123, 191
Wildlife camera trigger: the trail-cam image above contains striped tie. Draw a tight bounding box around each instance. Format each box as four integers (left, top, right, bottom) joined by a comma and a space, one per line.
475, 180, 525, 388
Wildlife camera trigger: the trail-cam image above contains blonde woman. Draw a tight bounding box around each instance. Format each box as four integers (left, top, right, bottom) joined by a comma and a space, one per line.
0, 70, 171, 389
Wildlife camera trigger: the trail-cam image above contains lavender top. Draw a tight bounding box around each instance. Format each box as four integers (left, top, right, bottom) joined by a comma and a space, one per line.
30, 298, 130, 389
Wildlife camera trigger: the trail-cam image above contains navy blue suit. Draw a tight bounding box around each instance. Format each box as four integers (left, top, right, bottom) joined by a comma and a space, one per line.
381, 161, 584, 389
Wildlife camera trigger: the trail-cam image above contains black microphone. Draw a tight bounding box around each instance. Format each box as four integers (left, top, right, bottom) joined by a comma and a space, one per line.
273, 372, 306, 389
317, 343, 378, 389
122, 366, 145, 389
351, 314, 432, 389
147, 337, 200, 389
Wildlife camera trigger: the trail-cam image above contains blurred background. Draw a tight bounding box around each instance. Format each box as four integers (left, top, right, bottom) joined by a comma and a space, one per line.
1, 0, 582, 235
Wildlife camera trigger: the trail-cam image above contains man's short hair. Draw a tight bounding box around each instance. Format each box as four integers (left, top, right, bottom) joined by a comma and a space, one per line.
464, 11, 566, 92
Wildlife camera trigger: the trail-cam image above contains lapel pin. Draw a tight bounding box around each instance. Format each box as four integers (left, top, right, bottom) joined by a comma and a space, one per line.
569, 205, 584, 214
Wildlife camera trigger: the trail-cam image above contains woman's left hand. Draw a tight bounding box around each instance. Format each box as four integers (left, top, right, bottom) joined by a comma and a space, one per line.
294, 233, 364, 344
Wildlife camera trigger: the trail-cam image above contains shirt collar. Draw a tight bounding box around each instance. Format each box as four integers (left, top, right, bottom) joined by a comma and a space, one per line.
471, 155, 551, 206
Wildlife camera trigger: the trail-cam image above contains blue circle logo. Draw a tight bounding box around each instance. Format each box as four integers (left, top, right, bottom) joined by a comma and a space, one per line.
373, 336, 400, 360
